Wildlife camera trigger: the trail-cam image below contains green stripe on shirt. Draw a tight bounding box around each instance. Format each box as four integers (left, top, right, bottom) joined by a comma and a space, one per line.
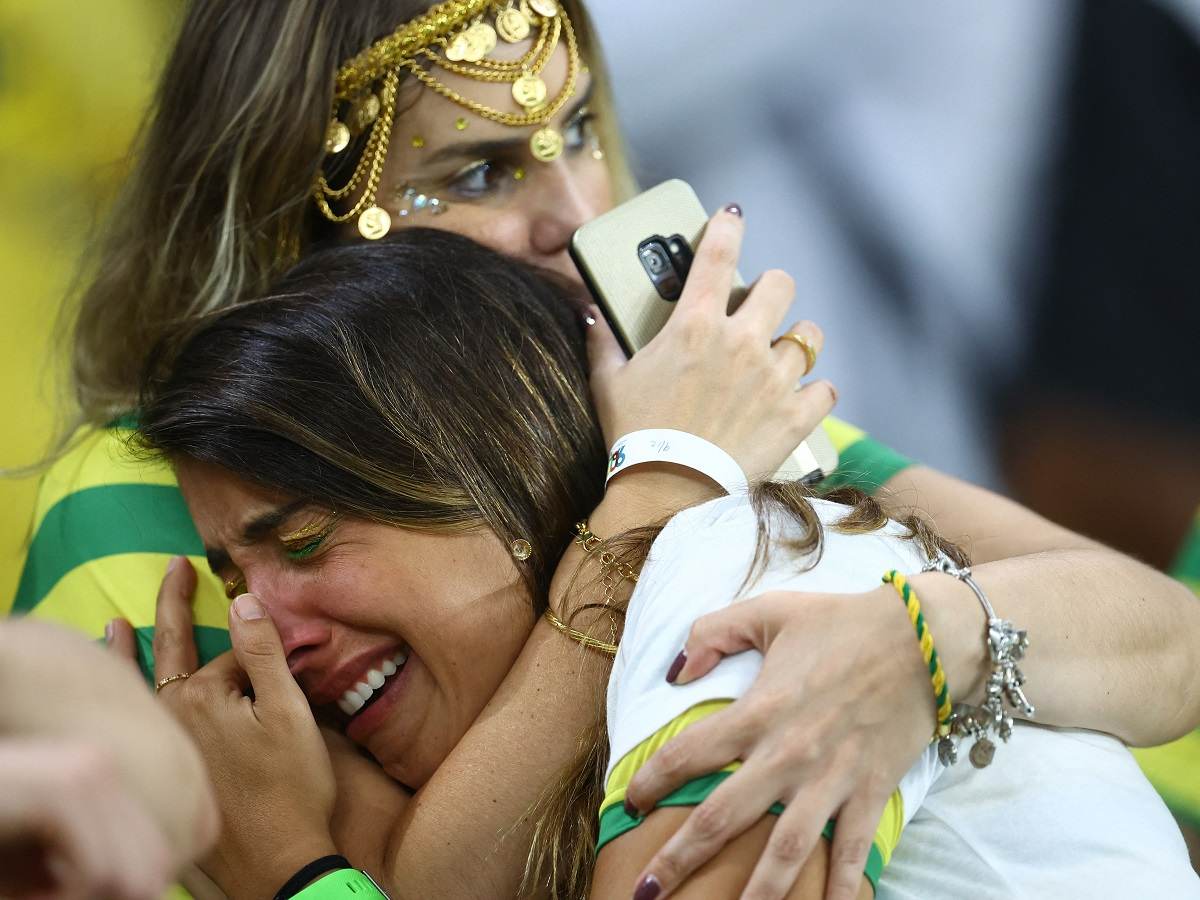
1168, 509, 1200, 584
820, 435, 916, 494
12, 483, 203, 614
597, 770, 885, 890
133, 624, 233, 685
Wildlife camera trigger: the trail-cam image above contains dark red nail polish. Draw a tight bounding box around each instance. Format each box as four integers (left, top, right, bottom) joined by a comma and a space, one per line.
666, 650, 687, 684
633, 874, 662, 900
624, 796, 639, 819
722, 203, 743, 217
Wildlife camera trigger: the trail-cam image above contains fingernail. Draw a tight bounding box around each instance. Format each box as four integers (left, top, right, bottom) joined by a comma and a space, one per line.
233, 594, 266, 621
827, 381, 839, 404
167, 555, 185, 575
624, 796, 639, 819
104, 620, 115, 644
665, 649, 687, 684
722, 203, 743, 218
633, 874, 662, 900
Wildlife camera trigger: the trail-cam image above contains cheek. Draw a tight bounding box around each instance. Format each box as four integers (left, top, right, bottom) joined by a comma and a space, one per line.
393, 204, 532, 259
452, 209, 532, 259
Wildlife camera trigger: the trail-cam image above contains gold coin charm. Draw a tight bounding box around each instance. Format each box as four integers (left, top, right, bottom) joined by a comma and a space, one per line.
325, 119, 350, 154
358, 206, 392, 240
446, 31, 471, 61
529, 0, 558, 17
467, 21, 497, 57
497, 6, 531, 42
512, 72, 547, 109
530, 126, 564, 162
349, 93, 380, 133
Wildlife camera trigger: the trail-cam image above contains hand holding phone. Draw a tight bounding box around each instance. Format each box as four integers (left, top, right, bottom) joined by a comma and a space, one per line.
571, 180, 838, 483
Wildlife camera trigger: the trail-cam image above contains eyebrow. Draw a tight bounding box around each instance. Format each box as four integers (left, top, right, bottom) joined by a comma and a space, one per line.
202, 498, 312, 575
423, 78, 596, 165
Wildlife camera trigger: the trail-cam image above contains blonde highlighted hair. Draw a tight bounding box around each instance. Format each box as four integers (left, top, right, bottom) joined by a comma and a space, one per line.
67, 0, 636, 428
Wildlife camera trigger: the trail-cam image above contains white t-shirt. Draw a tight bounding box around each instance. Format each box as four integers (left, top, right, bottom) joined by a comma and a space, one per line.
606, 494, 1199, 898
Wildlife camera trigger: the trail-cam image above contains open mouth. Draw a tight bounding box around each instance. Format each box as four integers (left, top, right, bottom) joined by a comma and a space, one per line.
336, 649, 408, 718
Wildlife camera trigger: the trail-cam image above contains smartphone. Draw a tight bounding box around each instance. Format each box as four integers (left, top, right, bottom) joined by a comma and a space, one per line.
570, 179, 838, 484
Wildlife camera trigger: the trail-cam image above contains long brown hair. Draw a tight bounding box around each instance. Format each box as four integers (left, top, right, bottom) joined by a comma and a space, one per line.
137, 230, 607, 601
69, 0, 635, 427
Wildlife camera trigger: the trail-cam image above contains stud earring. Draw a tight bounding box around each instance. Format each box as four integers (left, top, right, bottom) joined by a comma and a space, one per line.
511, 539, 533, 561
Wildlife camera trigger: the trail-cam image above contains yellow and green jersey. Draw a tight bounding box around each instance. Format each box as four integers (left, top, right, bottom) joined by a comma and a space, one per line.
598, 699, 904, 891
8, 425, 231, 681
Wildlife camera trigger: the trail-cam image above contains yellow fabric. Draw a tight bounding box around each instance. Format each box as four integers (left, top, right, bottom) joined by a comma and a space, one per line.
31, 552, 228, 638
822, 416, 867, 453
602, 699, 906, 868
31, 426, 177, 534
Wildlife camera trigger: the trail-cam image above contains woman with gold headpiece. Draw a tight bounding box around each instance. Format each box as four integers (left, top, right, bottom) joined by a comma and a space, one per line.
13, 0, 1200, 897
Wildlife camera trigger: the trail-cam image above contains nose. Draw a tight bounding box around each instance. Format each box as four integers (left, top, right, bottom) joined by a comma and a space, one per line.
528, 159, 603, 264
243, 571, 333, 674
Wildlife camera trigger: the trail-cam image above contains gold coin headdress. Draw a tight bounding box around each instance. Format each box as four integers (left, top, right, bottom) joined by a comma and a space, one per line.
315, 0, 581, 240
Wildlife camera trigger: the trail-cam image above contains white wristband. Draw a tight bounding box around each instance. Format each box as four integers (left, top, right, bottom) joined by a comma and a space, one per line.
605, 429, 748, 494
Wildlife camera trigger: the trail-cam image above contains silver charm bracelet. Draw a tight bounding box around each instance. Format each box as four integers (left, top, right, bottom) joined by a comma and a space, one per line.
922, 556, 1033, 768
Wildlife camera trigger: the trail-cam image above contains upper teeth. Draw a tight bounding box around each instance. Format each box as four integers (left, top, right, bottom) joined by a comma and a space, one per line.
337, 650, 407, 717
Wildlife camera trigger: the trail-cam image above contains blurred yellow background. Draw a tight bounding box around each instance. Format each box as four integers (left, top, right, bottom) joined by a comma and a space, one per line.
0, 0, 179, 609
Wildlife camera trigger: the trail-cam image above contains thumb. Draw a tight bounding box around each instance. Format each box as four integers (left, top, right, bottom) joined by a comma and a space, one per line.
228, 594, 301, 704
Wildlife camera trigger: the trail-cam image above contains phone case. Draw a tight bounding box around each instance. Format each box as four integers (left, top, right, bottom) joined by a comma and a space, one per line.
570, 179, 838, 483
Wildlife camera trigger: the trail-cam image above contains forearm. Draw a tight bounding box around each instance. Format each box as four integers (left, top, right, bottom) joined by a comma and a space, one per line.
910, 547, 1200, 746
380, 470, 715, 898
879, 464, 1102, 561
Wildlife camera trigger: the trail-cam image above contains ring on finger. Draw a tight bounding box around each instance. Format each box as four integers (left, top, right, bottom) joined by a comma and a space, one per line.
154, 672, 191, 694
772, 331, 818, 377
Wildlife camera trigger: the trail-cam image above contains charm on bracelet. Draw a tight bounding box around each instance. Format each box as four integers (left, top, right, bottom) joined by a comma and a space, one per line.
924, 555, 1032, 769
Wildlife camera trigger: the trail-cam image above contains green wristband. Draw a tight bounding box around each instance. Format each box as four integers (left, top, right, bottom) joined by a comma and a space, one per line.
292, 869, 389, 899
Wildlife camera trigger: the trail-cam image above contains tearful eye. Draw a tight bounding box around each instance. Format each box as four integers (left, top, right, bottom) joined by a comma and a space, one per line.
286, 534, 327, 560
563, 109, 596, 153
450, 160, 509, 198
281, 518, 339, 561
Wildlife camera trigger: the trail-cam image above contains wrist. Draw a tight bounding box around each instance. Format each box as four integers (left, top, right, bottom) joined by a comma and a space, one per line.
904, 571, 992, 707
217, 836, 340, 900
596, 463, 720, 531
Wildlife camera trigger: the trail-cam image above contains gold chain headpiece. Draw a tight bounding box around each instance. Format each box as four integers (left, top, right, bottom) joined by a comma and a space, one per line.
315, 0, 581, 240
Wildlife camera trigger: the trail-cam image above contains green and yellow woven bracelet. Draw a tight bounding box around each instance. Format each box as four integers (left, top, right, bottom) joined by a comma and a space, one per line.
884, 569, 953, 738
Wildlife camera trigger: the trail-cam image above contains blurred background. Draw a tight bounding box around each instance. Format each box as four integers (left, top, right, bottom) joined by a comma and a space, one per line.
0, 0, 177, 605
2, 0, 1197, 867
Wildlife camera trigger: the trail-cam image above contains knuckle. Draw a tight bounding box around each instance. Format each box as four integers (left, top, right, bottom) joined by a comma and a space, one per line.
767, 827, 809, 867
689, 796, 732, 842
650, 739, 690, 783
673, 314, 713, 353
242, 634, 277, 659
151, 626, 177, 656
831, 834, 874, 869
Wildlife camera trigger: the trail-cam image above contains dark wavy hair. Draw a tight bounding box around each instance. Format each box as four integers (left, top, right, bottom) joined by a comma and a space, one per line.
137, 228, 606, 602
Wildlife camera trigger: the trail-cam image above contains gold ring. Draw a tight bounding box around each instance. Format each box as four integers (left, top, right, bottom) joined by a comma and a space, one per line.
772, 332, 818, 377
154, 672, 191, 694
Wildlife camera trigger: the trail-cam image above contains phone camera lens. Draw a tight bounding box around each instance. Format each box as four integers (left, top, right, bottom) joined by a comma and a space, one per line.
640, 245, 669, 274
